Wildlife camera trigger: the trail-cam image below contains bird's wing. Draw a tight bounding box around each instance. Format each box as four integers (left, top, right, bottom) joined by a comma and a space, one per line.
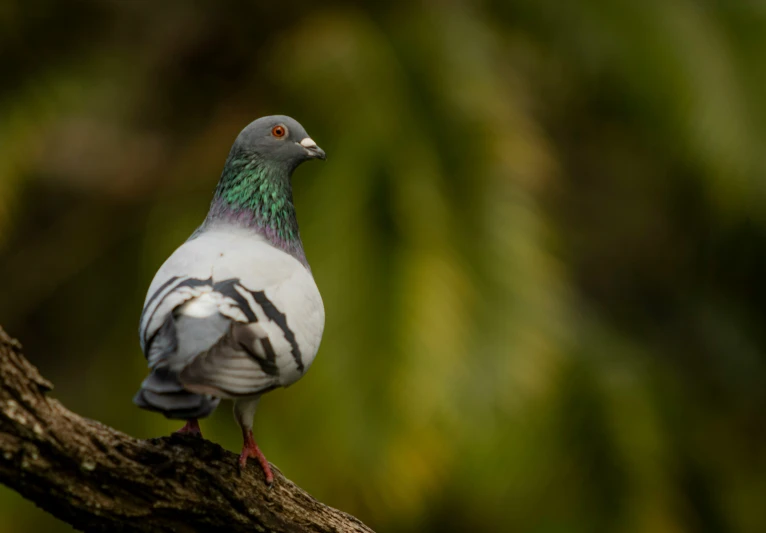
138, 229, 320, 399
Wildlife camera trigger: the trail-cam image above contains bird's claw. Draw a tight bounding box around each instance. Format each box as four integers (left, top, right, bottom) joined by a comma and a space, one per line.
175, 419, 202, 438
239, 434, 274, 486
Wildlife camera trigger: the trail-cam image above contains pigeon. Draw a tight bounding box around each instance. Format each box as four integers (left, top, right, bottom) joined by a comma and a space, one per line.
134, 115, 326, 485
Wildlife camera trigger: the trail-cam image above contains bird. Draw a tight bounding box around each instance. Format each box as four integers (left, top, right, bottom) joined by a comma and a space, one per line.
133, 115, 326, 485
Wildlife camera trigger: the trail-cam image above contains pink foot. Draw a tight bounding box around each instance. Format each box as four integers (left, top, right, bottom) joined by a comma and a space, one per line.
239, 429, 273, 485
175, 418, 202, 437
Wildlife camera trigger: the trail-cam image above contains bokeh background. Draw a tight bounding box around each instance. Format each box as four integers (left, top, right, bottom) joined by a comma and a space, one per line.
2, 1, 766, 532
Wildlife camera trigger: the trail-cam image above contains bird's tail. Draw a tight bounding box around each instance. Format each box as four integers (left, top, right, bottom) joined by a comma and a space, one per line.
133, 365, 220, 419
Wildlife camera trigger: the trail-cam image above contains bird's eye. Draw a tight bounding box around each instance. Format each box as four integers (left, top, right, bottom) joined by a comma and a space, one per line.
271, 125, 287, 138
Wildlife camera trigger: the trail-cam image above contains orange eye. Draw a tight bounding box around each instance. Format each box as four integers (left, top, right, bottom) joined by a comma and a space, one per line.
271, 125, 286, 138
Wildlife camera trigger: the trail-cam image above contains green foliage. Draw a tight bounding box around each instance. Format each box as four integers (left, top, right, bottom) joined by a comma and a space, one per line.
1, 1, 765, 532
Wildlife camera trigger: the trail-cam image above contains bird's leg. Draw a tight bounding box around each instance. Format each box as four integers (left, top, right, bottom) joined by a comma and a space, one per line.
233, 397, 272, 485
239, 428, 273, 485
175, 418, 202, 437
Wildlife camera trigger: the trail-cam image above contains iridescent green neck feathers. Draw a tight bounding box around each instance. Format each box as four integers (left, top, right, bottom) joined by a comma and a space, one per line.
205, 151, 305, 263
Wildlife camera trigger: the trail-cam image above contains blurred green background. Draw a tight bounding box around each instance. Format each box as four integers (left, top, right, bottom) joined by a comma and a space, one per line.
2, 1, 766, 532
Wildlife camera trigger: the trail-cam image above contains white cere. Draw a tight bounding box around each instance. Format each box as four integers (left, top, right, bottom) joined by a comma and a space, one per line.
300, 137, 318, 148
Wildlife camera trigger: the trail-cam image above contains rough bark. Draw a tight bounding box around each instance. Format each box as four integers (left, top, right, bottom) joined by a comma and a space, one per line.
0, 326, 374, 533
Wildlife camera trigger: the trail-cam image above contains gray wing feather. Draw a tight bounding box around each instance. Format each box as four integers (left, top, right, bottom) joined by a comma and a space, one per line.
139, 276, 213, 354
135, 274, 288, 416
133, 364, 221, 419
135, 306, 230, 419
179, 323, 279, 397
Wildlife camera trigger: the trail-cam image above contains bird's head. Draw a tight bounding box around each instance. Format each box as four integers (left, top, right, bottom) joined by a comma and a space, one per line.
232, 115, 326, 171
209, 115, 326, 257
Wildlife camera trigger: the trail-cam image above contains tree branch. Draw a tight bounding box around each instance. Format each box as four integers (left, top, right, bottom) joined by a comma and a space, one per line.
0, 326, 374, 533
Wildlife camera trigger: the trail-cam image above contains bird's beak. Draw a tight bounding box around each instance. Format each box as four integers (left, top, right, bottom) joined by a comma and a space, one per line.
299, 137, 326, 160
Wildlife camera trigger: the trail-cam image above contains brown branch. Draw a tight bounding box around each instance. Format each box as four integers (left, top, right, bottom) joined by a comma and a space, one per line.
0, 326, 374, 533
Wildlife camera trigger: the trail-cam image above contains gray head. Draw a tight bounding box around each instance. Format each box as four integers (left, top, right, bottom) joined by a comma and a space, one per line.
231, 115, 326, 169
